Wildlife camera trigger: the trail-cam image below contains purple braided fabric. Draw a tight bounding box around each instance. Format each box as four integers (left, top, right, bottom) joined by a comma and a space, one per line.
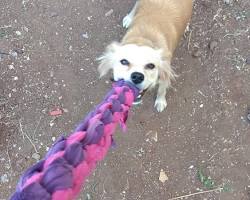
10, 80, 139, 200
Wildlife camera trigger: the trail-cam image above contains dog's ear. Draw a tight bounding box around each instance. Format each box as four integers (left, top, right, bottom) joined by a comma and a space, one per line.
97, 42, 121, 77
158, 51, 177, 86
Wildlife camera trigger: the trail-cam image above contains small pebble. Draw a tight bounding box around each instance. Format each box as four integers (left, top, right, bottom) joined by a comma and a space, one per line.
32, 153, 41, 160
247, 113, 250, 122
0, 174, 9, 183
13, 48, 24, 54
8, 65, 14, 70
82, 32, 89, 39
52, 137, 56, 142
50, 12, 58, 18
25, 55, 30, 61
192, 47, 202, 58
159, 169, 168, 183
209, 40, 218, 52
105, 9, 114, 17
223, 0, 233, 4
23, 26, 29, 32
246, 58, 250, 65
86, 193, 91, 200
63, 108, 69, 113
50, 71, 54, 77
15, 31, 21, 36
10, 51, 18, 58
189, 165, 194, 169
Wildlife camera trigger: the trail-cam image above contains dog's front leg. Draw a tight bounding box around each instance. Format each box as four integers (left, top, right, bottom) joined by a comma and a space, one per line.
154, 80, 169, 112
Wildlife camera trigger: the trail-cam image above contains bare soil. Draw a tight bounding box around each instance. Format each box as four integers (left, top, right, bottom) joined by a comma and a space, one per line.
0, 0, 249, 199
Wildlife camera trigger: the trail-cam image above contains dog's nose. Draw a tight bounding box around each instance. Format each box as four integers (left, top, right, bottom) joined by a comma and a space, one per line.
131, 72, 144, 84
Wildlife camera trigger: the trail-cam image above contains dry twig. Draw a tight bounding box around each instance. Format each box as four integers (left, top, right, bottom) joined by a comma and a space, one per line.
19, 119, 38, 153
168, 187, 223, 200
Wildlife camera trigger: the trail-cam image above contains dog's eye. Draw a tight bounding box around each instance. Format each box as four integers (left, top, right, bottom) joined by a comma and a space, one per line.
120, 59, 130, 66
145, 63, 155, 69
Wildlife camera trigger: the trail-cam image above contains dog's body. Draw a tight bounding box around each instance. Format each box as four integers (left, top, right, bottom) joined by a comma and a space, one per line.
98, 0, 193, 112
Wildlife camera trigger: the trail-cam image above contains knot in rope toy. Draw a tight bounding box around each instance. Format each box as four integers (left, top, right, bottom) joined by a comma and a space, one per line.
10, 80, 139, 200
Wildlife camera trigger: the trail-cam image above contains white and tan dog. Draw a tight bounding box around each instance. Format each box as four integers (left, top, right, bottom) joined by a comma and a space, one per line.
98, 0, 193, 112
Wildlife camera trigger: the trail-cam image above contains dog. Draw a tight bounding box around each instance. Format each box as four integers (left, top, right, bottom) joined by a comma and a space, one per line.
98, 0, 193, 112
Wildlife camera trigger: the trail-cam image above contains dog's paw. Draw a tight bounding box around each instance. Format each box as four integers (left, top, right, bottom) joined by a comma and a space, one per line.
122, 15, 133, 29
154, 98, 167, 112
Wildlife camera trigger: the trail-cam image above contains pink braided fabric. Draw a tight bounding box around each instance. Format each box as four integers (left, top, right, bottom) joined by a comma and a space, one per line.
10, 80, 139, 200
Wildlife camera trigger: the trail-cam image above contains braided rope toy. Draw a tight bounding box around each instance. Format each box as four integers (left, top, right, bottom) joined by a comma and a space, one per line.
10, 80, 139, 200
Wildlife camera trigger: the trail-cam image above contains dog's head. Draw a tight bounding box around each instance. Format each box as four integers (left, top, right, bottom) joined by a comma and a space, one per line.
98, 42, 176, 90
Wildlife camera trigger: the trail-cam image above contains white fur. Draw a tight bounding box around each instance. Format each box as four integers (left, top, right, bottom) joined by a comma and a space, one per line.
122, 2, 138, 28
154, 80, 169, 112
98, 0, 192, 112
99, 43, 162, 91
98, 43, 175, 112
154, 97, 167, 112
123, 14, 133, 29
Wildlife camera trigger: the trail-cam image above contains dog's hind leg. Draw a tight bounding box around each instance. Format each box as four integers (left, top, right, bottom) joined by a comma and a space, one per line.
122, 2, 139, 29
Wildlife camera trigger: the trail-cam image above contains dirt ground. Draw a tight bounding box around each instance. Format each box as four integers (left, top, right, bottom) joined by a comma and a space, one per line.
0, 0, 249, 199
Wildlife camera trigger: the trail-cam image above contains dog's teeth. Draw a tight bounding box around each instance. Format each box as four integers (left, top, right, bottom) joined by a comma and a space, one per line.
133, 99, 142, 105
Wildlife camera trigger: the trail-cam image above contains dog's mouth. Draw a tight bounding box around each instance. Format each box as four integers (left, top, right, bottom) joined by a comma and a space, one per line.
133, 88, 148, 104
137, 88, 147, 98
110, 77, 148, 103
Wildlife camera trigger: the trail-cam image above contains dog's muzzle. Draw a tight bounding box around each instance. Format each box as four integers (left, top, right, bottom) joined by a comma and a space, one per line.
110, 77, 147, 105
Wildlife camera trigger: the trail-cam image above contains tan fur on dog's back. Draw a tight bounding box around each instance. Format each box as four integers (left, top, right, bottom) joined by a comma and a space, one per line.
98, 0, 193, 112
122, 0, 193, 59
